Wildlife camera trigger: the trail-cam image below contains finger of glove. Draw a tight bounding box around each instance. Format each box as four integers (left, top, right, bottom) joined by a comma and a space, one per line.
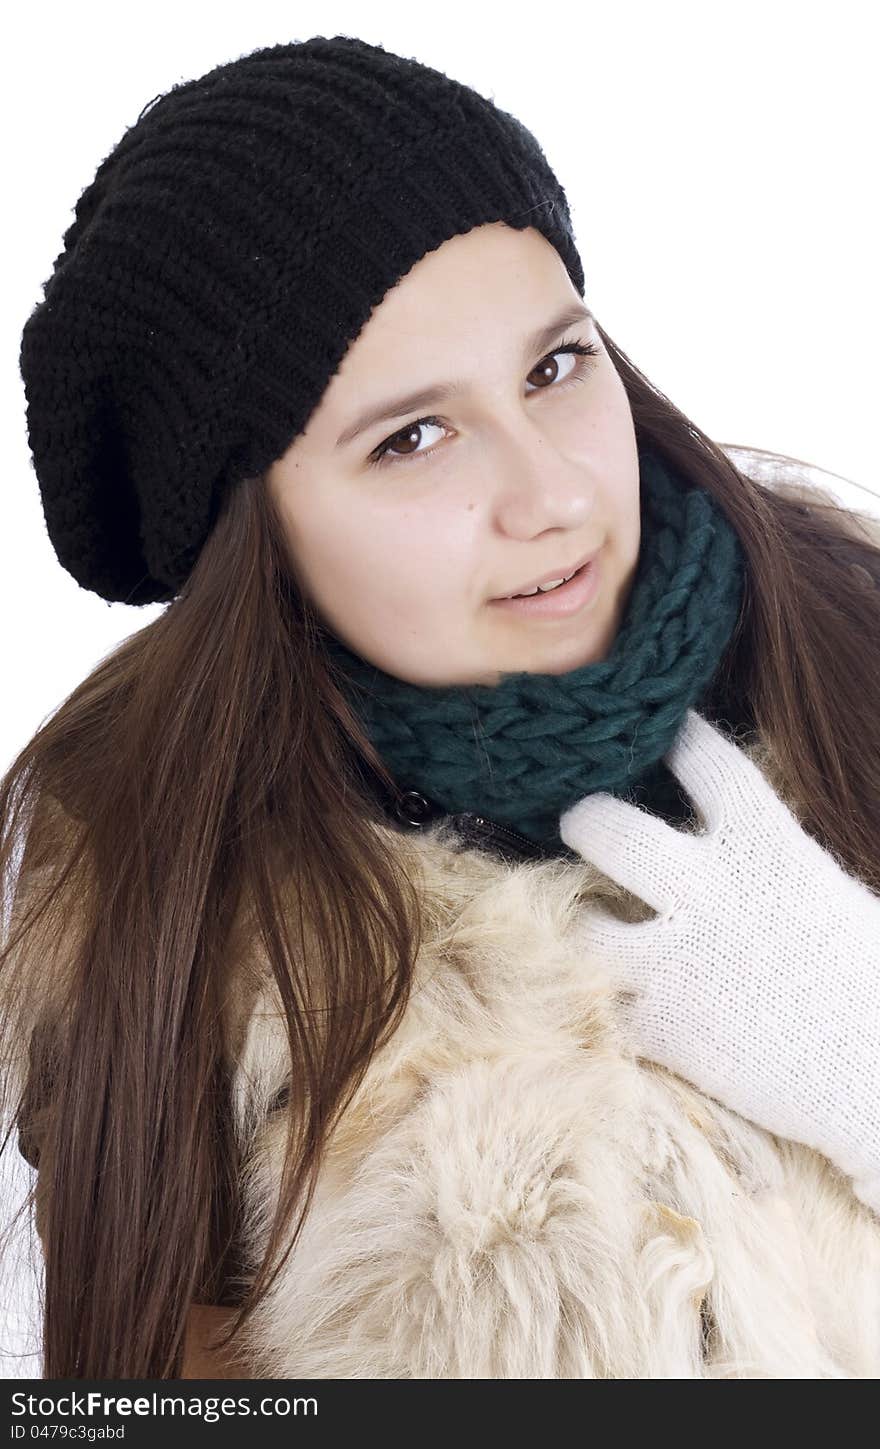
572, 903, 667, 994
664, 708, 775, 833
612, 990, 682, 1067
560, 791, 700, 917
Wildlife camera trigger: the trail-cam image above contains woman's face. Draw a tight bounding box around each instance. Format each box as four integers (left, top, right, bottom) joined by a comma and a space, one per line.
266, 222, 641, 686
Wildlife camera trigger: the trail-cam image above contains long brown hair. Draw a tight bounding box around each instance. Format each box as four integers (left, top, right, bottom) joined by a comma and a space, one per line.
2, 319, 879, 1378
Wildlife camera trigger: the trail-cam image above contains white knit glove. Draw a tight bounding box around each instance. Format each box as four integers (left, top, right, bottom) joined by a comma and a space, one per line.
559, 709, 880, 1216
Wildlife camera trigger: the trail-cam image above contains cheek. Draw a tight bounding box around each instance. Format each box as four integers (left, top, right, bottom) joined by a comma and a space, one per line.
294, 503, 467, 625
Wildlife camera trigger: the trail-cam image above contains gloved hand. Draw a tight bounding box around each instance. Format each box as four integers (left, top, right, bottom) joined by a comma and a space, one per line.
559, 708, 880, 1216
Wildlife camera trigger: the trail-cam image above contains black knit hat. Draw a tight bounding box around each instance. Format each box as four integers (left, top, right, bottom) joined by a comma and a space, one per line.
19, 35, 586, 606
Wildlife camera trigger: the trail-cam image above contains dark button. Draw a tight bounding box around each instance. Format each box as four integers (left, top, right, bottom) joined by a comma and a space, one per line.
394, 790, 433, 826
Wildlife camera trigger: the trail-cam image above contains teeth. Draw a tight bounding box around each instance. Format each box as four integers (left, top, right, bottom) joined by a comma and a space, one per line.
509, 568, 577, 600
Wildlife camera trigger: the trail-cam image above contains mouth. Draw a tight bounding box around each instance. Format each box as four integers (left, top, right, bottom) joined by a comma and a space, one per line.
489, 547, 604, 619
491, 547, 601, 602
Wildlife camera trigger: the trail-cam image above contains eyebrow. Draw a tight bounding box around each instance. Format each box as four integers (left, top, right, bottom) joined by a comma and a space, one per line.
335, 303, 595, 450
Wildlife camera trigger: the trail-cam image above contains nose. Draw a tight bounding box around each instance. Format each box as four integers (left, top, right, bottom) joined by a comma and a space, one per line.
489, 421, 597, 540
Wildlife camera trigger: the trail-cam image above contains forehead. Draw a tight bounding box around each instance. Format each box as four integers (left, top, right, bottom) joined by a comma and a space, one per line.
305, 224, 580, 433
354, 222, 571, 350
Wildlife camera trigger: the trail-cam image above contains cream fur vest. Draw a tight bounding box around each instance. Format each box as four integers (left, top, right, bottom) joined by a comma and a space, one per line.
229, 465, 880, 1380
231, 808, 880, 1380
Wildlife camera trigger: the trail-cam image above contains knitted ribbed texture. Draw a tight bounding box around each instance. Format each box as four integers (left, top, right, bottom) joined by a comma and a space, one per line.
323, 449, 747, 848
19, 35, 584, 605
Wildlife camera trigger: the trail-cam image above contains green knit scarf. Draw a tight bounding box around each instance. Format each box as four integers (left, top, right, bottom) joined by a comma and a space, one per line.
322, 448, 747, 850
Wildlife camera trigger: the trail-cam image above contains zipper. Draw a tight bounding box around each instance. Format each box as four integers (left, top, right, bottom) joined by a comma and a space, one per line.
387, 785, 554, 863
445, 811, 551, 862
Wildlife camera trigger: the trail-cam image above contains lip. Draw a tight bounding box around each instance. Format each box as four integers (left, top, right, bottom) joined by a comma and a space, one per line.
491, 547, 602, 602
489, 548, 603, 619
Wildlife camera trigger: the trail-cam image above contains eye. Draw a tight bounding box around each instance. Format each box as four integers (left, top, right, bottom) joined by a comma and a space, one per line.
366, 336, 602, 469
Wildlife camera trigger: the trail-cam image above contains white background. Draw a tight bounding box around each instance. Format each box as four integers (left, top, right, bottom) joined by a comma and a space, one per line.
1, 0, 878, 1377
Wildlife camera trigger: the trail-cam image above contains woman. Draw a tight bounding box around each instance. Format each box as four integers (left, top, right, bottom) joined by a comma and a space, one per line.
3, 35, 880, 1380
